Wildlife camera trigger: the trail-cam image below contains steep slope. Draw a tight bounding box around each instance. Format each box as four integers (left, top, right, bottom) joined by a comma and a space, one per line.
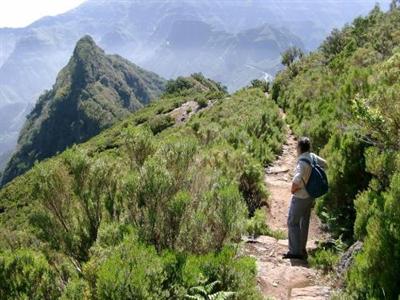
0, 77, 286, 298
1, 35, 165, 185
272, 4, 400, 298
0, 0, 386, 160
143, 21, 303, 91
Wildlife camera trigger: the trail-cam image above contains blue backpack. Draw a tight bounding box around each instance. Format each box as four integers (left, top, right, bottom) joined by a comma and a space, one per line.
299, 155, 328, 198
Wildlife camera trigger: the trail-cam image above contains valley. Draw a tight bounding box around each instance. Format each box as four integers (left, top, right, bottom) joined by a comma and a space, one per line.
0, 0, 386, 167
1, 1, 400, 299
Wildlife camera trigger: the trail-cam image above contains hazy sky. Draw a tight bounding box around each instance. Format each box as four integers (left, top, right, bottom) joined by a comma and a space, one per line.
0, 0, 87, 28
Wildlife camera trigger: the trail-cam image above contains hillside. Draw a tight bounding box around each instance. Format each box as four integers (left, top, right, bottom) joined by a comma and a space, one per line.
272, 4, 400, 298
2, 2, 400, 299
1, 36, 165, 186
0, 0, 384, 166
0, 71, 285, 298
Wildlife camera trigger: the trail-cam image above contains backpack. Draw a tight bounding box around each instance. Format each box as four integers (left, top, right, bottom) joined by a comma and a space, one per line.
299, 154, 328, 198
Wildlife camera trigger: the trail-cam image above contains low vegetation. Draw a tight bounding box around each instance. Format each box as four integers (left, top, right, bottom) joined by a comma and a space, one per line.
0, 73, 285, 299
272, 3, 400, 298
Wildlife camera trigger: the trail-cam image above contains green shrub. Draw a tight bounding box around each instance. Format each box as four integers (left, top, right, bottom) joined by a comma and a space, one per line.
149, 114, 175, 134
246, 209, 286, 239
346, 172, 400, 299
195, 96, 208, 108
176, 177, 247, 253
271, 7, 400, 298
61, 278, 90, 300
123, 125, 155, 168
239, 161, 268, 216
250, 79, 269, 92
182, 247, 262, 300
95, 240, 167, 300
0, 249, 62, 300
308, 249, 339, 272
29, 149, 123, 261
0, 77, 285, 299
165, 77, 195, 95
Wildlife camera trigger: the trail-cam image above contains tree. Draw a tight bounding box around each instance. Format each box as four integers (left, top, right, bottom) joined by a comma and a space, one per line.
390, 0, 399, 11
250, 79, 270, 93
281, 46, 304, 67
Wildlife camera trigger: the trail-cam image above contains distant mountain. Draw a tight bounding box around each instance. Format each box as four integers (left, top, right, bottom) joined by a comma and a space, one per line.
144, 21, 303, 90
1, 36, 165, 185
0, 0, 389, 164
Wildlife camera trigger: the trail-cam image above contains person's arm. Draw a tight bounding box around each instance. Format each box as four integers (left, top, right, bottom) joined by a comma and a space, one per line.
315, 154, 327, 169
291, 162, 305, 194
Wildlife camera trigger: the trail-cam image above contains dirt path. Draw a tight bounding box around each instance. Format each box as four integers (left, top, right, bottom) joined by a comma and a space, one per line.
265, 128, 324, 240
244, 120, 331, 300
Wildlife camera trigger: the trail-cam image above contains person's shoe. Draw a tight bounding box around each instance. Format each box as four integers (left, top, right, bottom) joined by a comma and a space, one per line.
282, 252, 306, 260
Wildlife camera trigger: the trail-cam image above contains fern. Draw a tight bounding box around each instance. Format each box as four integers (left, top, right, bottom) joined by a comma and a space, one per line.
185, 280, 235, 300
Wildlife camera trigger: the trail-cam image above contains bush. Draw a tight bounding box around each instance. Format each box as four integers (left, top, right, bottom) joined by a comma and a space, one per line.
346, 172, 400, 299
308, 249, 339, 272
246, 209, 286, 239
176, 177, 247, 253
123, 125, 155, 168
250, 79, 269, 92
182, 247, 263, 300
239, 160, 268, 216
0, 249, 62, 300
61, 278, 90, 300
195, 96, 208, 108
271, 7, 400, 298
30, 149, 123, 261
0, 80, 286, 298
95, 241, 167, 300
165, 77, 194, 95
148, 115, 175, 134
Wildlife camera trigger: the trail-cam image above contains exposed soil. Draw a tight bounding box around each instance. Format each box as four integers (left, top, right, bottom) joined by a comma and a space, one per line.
169, 100, 200, 124
244, 116, 332, 299
171, 99, 333, 299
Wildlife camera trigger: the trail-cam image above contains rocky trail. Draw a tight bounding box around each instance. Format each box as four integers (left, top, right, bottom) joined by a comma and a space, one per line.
171, 99, 334, 299
243, 119, 332, 299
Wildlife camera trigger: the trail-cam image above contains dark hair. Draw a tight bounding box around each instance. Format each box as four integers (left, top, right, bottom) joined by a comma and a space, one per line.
298, 137, 311, 153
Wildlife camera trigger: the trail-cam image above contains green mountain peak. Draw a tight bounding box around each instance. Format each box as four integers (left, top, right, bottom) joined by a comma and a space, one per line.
1, 35, 166, 186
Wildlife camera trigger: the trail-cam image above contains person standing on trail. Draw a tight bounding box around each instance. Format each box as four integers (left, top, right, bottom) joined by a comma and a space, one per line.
283, 137, 327, 260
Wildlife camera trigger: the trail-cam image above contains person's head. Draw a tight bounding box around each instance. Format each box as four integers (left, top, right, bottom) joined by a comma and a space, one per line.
297, 137, 311, 155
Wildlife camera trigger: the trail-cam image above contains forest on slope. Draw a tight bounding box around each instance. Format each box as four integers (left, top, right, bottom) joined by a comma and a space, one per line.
272, 3, 400, 298
0, 71, 285, 299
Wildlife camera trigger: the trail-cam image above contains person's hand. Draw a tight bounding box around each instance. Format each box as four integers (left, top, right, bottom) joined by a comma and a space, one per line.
291, 182, 301, 194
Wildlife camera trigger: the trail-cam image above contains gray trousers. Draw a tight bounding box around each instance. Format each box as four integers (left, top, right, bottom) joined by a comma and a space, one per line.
287, 196, 314, 256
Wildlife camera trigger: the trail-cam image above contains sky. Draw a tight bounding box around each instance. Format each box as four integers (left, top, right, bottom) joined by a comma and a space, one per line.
0, 0, 87, 28
0, 0, 392, 28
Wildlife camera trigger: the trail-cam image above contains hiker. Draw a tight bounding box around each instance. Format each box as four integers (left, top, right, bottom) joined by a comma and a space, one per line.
283, 137, 327, 260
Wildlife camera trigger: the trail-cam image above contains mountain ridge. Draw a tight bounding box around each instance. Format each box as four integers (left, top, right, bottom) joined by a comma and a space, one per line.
0, 0, 387, 165
1, 35, 166, 185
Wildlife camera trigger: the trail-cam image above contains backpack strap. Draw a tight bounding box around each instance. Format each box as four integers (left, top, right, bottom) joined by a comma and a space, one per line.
299, 158, 311, 165
299, 153, 316, 166
298, 154, 315, 186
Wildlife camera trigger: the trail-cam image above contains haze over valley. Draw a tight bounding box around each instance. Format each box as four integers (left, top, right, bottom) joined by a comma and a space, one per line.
0, 0, 389, 168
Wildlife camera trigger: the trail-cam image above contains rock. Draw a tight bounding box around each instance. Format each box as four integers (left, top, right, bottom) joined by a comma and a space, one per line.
337, 241, 363, 277
267, 166, 290, 174
290, 285, 331, 299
